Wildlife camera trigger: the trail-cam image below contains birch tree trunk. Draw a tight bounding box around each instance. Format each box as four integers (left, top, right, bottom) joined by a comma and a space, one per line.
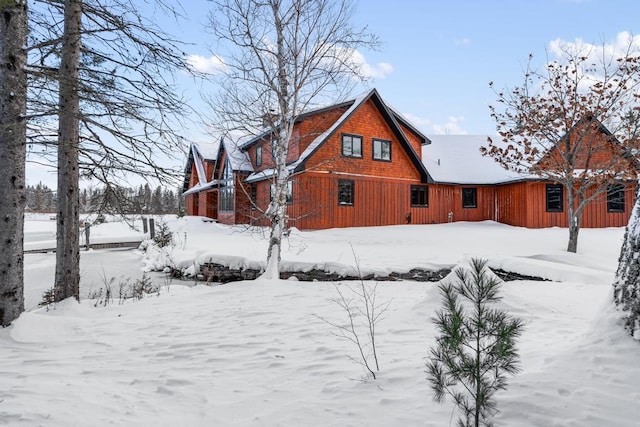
613, 180, 640, 339
54, 0, 82, 301
261, 5, 290, 280
0, 0, 28, 326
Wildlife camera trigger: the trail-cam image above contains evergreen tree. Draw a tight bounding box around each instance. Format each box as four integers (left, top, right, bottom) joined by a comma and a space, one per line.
427, 259, 524, 427
613, 182, 640, 339
162, 188, 177, 214
151, 186, 163, 214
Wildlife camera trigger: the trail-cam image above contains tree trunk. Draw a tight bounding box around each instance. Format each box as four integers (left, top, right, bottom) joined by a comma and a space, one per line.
54, 0, 82, 302
0, 0, 28, 326
566, 189, 581, 253
613, 180, 640, 339
261, 156, 289, 280
261, 2, 290, 281
567, 212, 580, 253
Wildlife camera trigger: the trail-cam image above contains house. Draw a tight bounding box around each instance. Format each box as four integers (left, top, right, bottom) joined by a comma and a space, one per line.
183, 88, 433, 229
423, 131, 637, 228
182, 89, 637, 229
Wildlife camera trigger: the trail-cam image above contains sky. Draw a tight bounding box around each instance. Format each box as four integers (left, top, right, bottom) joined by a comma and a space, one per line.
25, 0, 640, 189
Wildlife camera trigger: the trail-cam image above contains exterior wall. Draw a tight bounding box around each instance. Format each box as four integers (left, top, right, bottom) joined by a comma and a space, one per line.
304, 98, 422, 181
250, 172, 423, 229
493, 181, 635, 228
397, 121, 424, 157
420, 185, 497, 224
247, 106, 349, 174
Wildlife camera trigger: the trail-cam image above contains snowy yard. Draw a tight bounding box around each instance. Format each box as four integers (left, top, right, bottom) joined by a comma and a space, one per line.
2, 217, 638, 426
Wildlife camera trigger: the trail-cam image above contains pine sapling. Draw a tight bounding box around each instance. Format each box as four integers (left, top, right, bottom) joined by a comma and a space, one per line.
427, 258, 524, 427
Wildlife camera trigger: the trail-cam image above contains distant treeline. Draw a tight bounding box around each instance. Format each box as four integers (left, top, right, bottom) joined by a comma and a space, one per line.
26, 183, 183, 215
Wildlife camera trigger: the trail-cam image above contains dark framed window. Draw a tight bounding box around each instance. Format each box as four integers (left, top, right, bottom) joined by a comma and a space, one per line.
256, 145, 262, 167
219, 157, 234, 211
338, 179, 354, 205
372, 138, 391, 161
607, 183, 625, 212
410, 185, 429, 207
546, 184, 563, 212
341, 134, 362, 158
249, 184, 257, 206
462, 187, 477, 208
270, 181, 293, 205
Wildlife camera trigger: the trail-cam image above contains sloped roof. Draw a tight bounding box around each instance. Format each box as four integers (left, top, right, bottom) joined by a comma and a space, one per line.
422, 135, 534, 184
222, 138, 253, 172
182, 138, 253, 196
243, 89, 430, 183
194, 140, 220, 161
182, 141, 219, 193
290, 88, 430, 181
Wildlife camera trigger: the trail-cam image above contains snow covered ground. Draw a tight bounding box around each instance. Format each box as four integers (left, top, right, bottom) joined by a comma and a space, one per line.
2, 216, 638, 426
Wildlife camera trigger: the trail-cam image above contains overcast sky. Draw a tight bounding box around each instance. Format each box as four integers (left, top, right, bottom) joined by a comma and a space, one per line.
26, 0, 640, 188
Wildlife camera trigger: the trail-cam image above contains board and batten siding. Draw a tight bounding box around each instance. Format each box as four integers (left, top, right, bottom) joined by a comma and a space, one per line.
493, 181, 635, 228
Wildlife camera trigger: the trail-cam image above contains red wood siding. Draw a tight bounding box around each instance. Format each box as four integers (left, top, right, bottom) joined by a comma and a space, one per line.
247, 106, 349, 173
249, 173, 420, 229
493, 181, 635, 228
305, 99, 421, 181
398, 122, 424, 157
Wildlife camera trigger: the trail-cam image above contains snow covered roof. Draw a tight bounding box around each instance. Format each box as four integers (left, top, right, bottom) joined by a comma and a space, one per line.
292, 89, 428, 179
182, 180, 219, 196
193, 140, 219, 161
244, 89, 430, 183
222, 138, 253, 172
422, 135, 535, 185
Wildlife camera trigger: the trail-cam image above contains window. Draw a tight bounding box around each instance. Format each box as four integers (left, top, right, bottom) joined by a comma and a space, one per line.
270, 181, 293, 205
546, 184, 563, 212
462, 187, 477, 208
372, 139, 391, 161
607, 183, 625, 212
341, 134, 362, 158
256, 145, 262, 167
250, 184, 257, 206
219, 157, 234, 211
410, 185, 429, 207
338, 180, 354, 205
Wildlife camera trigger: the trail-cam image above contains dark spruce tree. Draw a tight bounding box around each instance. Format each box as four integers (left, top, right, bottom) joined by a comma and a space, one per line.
613, 182, 640, 339
427, 258, 524, 427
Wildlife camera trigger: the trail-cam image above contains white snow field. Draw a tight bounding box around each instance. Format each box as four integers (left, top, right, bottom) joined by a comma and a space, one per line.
2, 216, 638, 426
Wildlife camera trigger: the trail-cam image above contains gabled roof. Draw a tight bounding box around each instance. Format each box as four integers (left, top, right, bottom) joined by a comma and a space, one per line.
292, 88, 430, 182
239, 100, 355, 150
222, 138, 253, 172
182, 138, 253, 196
182, 141, 220, 193
422, 135, 534, 185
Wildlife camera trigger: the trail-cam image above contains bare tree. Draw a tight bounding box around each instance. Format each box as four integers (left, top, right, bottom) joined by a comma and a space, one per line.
483, 39, 640, 252
207, 0, 378, 279
25, 0, 194, 300
0, 0, 28, 326
613, 182, 640, 339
